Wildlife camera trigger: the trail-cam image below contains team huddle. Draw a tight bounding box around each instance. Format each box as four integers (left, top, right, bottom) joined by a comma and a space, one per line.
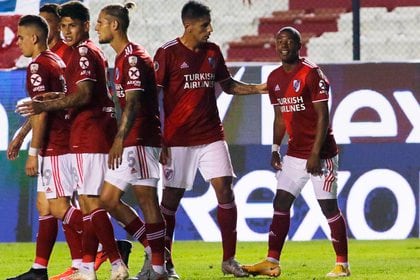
7, 1, 350, 280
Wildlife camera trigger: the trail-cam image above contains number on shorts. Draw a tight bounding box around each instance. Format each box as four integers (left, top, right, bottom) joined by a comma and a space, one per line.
127, 150, 135, 168
42, 169, 52, 186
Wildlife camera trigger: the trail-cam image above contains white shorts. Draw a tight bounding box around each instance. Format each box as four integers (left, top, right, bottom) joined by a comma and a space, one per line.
163, 140, 235, 190
37, 154, 75, 199
72, 153, 107, 196
105, 146, 160, 190
276, 155, 339, 200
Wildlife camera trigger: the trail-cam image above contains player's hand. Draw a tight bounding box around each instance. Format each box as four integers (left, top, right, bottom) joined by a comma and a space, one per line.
306, 153, 322, 176
271, 151, 282, 170
7, 136, 24, 160
25, 155, 38, 177
16, 100, 42, 117
159, 146, 171, 165
108, 138, 123, 170
256, 82, 268, 94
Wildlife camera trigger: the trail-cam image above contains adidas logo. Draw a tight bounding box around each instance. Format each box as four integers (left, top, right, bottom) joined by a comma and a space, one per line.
275, 84, 280, 91
268, 230, 277, 237
131, 168, 137, 174
180, 62, 189, 69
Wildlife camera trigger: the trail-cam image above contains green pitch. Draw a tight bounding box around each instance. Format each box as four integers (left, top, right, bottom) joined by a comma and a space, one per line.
1, 239, 419, 279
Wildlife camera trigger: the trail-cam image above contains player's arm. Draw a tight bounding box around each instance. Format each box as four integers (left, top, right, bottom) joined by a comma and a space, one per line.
26, 112, 47, 177
272, 105, 285, 170
16, 80, 94, 115
219, 77, 267, 95
7, 119, 32, 160
306, 101, 329, 176
156, 86, 170, 166
108, 90, 140, 170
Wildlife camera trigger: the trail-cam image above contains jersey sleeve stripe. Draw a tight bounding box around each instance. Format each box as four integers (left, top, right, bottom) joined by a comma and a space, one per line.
312, 98, 328, 103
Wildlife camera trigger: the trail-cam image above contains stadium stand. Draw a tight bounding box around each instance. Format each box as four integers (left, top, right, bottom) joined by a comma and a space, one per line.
227, 8, 344, 61
1, 0, 418, 67
308, 6, 420, 62
226, 1, 420, 62
88, 0, 288, 67
289, 0, 420, 12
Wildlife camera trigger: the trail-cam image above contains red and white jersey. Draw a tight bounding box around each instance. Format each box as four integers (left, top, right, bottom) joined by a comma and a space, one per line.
154, 38, 230, 147
114, 42, 161, 147
267, 58, 338, 159
50, 40, 72, 65
26, 50, 70, 156
65, 39, 117, 153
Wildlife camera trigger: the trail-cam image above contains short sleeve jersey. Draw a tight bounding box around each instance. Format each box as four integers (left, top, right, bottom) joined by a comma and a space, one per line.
50, 40, 72, 65
26, 50, 70, 156
267, 58, 338, 159
114, 42, 161, 147
65, 40, 117, 153
154, 38, 230, 146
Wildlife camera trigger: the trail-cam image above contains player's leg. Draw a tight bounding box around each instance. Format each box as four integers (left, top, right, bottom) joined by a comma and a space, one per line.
94, 184, 133, 272
43, 154, 83, 279
90, 186, 128, 280
242, 155, 309, 277
125, 146, 166, 279
133, 184, 166, 276
312, 156, 350, 277
6, 191, 55, 280
160, 187, 184, 280
198, 140, 246, 277
71, 153, 108, 279
48, 197, 83, 279
159, 145, 198, 279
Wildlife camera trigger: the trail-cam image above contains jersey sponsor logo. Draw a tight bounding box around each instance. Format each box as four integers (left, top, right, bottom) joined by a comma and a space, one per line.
127, 80, 141, 87
180, 61, 189, 69
277, 96, 306, 113
293, 79, 301, 92
128, 66, 140, 80
128, 55, 137, 66
30, 73, 42, 86
183, 72, 215, 89
30, 63, 39, 73
78, 46, 88, 56
79, 57, 89, 70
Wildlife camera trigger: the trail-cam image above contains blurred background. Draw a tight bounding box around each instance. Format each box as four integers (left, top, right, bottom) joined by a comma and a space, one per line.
1, 0, 419, 68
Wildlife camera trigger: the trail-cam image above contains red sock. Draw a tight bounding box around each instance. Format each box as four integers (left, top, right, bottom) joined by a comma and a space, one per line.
267, 211, 290, 261
62, 206, 83, 260
327, 212, 348, 263
146, 222, 166, 266
82, 214, 99, 263
124, 217, 148, 247
90, 208, 120, 263
217, 201, 237, 261
160, 205, 176, 255
34, 215, 58, 267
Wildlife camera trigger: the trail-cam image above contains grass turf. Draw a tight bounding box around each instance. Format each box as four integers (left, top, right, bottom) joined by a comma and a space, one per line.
0, 239, 419, 279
